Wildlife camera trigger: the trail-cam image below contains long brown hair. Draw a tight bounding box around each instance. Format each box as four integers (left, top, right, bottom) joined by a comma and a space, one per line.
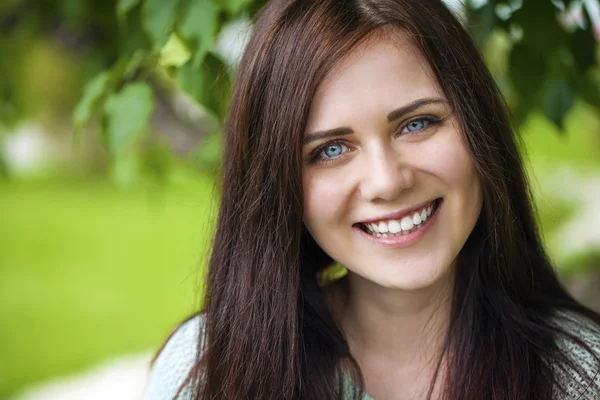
187, 1, 600, 399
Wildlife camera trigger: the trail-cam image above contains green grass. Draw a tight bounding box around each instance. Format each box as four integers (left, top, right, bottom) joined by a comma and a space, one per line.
0, 174, 217, 398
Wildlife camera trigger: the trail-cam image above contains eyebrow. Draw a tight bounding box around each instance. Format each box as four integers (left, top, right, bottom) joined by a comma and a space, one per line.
387, 97, 449, 122
304, 97, 449, 145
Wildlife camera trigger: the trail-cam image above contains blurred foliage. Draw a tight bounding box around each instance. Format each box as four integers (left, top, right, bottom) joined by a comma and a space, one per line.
0, 0, 598, 168
468, 0, 600, 128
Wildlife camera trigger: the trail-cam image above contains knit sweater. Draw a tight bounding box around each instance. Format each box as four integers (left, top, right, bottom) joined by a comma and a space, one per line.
145, 311, 600, 399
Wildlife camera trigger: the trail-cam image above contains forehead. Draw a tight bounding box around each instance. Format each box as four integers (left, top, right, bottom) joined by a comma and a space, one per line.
306, 30, 442, 132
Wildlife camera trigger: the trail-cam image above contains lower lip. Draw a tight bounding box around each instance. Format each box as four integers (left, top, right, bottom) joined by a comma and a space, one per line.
354, 199, 443, 248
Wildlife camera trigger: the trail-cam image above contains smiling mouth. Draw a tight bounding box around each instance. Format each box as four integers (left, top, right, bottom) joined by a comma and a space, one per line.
356, 198, 441, 238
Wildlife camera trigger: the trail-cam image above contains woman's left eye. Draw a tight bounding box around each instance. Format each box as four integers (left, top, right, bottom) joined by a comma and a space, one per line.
400, 118, 431, 134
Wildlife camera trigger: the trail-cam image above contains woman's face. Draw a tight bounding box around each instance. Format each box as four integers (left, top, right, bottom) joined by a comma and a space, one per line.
302, 32, 482, 291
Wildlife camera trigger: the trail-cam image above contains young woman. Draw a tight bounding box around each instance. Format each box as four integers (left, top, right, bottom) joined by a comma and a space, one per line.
146, 0, 600, 399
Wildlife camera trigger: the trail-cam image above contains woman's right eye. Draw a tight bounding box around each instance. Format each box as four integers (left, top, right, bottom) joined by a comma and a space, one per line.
319, 142, 349, 160
307, 141, 352, 165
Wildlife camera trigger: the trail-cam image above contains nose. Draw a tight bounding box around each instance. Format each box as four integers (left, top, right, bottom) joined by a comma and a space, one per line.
359, 146, 415, 202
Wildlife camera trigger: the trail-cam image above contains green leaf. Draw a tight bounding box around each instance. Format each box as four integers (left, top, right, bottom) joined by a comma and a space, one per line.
542, 79, 574, 130
178, 0, 219, 67
122, 5, 153, 53
110, 152, 141, 187
509, 43, 548, 103
214, 0, 248, 15
102, 82, 155, 155
465, 2, 497, 48
159, 33, 191, 67
568, 68, 600, 110
72, 71, 110, 142
143, 0, 181, 49
116, 0, 141, 19
511, 1, 566, 53
568, 26, 598, 73
508, 42, 550, 126
177, 53, 231, 120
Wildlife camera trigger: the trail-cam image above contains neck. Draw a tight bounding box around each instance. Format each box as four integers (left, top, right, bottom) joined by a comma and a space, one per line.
338, 269, 454, 367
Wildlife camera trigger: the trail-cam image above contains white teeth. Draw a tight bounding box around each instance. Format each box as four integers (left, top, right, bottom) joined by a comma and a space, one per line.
400, 216, 414, 231
363, 200, 438, 237
378, 222, 389, 233
412, 212, 421, 225
388, 220, 401, 233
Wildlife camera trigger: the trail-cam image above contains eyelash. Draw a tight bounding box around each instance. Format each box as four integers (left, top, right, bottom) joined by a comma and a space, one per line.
308, 115, 444, 165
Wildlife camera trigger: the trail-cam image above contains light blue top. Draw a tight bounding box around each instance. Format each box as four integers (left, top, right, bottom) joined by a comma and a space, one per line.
145, 311, 600, 399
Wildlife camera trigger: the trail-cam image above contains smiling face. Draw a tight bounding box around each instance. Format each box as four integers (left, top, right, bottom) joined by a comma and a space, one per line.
302, 31, 483, 291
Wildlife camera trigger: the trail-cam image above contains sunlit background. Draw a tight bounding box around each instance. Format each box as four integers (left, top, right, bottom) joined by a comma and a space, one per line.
1, 0, 600, 399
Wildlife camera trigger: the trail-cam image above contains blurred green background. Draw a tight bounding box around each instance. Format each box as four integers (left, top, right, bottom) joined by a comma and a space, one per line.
1, 0, 600, 398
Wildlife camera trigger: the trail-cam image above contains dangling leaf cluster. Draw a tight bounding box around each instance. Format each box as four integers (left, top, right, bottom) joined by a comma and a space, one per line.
69, 0, 266, 156
465, 0, 600, 130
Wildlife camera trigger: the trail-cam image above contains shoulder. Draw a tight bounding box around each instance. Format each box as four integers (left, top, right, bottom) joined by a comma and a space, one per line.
552, 309, 600, 399
145, 314, 205, 400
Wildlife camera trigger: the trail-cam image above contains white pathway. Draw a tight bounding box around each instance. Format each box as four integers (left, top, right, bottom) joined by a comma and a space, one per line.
11, 353, 152, 400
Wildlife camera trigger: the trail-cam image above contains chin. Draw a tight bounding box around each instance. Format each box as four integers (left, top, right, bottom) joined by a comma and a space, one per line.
357, 261, 453, 292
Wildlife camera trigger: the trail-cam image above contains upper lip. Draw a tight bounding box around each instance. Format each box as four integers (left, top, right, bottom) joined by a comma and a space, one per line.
356, 198, 438, 225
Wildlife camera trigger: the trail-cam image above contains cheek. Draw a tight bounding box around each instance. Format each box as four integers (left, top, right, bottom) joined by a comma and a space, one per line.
442, 142, 481, 202
410, 130, 482, 234
428, 132, 483, 234
303, 171, 336, 221
420, 130, 480, 193
302, 169, 353, 233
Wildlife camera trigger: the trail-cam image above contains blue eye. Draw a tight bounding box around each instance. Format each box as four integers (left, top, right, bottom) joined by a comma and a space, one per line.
401, 118, 430, 134
321, 143, 347, 159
